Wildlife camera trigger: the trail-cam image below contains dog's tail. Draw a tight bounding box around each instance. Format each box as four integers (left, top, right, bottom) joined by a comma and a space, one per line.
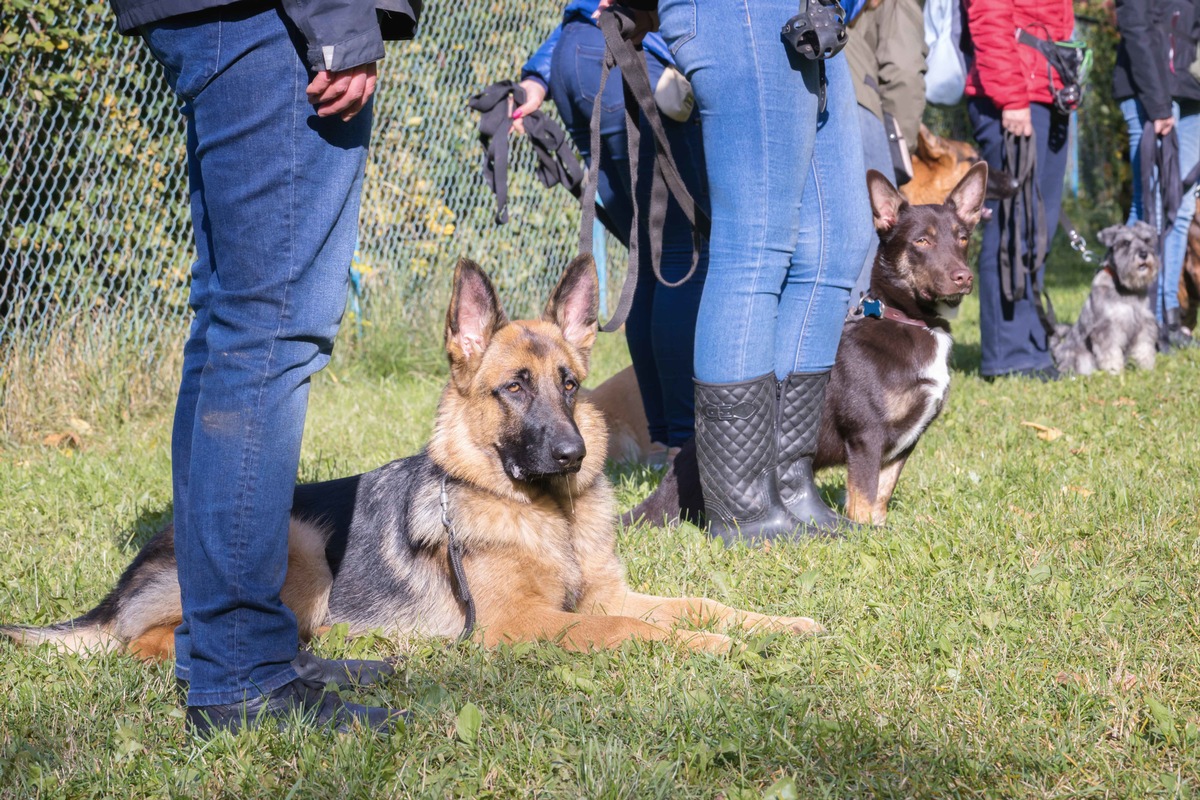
0, 606, 123, 655
0, 528, 182, 660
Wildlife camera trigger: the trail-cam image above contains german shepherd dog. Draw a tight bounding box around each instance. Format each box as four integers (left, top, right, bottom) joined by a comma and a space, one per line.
622, 163, 987, 528
906, 125, 1018, 214
2, 257, 821, 659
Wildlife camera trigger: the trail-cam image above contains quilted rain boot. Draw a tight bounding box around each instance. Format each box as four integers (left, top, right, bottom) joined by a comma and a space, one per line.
693, 373, 800, 545
776, 371, 856, 535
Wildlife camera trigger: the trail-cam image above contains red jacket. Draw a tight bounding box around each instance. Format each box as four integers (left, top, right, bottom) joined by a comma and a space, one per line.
963, 0, 1075, 110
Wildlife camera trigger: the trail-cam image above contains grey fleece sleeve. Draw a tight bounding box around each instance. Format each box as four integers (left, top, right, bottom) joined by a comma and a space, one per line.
280, 0, 385, 72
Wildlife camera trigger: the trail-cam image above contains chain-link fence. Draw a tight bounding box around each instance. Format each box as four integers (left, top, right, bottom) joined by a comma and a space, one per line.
1, 2, 617, 368
1, 2, 1134, 379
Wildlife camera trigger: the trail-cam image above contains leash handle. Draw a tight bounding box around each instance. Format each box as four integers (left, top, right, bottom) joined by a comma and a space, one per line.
998, 130, 1057, 336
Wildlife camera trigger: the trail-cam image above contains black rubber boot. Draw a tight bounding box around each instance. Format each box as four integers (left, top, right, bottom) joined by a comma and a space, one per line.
694, 373, 802, 546
777, 371, 857, 535
185, 654, 407, 737
1161, 308, 1198, 352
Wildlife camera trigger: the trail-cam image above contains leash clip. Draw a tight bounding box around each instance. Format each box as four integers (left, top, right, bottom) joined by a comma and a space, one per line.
439, 474, 452, 529
1067, 229, 1094, 264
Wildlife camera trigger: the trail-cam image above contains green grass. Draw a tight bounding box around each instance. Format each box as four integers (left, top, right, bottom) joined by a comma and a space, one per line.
3, 242, 1200, 798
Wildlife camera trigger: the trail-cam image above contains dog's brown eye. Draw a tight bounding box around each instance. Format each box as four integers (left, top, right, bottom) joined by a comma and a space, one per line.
959, 235, 969, 245
915, 237, 931, 247
506, 382, 522, 394
563, 379, 578, 393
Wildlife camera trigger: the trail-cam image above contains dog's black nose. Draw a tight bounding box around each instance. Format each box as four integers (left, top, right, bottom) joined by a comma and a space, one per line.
552, 437, 586, 469
1137, 249, 1149, 260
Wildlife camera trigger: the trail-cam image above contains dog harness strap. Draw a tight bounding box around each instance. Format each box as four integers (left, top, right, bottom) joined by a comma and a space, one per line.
469, 81, 585, 225
439, 474, 476, 643
579, 7, 711, 334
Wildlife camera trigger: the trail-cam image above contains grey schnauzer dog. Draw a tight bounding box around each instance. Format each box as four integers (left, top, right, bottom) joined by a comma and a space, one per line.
1051, 220, 1160, 375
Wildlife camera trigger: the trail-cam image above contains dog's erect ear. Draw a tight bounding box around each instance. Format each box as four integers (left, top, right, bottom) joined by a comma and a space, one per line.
917, 124, 945, 161
544, 254, 599, 363
945, 161, 988, 229
867, 169, 907, 232
446, 258, 508, 385
1096, 225, 1126, 248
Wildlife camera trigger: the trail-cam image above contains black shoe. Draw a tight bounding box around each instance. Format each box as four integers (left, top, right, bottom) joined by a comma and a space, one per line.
693, 373, 807, 546
1159, 308, 1198, 352
176, 651, 396, 700
290, 650, 397, 687
776, 372, 857, 535
185, 657, 407, 737
984, 364, 1061, 383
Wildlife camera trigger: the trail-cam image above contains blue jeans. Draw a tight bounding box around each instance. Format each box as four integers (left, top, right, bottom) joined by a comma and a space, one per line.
658, 0, 870, 382
550, 20, 709, 447
969, 98, 1069, 377
854, 105, 894, 301
1121, 97, 1200, 321
142, 3, 371, 706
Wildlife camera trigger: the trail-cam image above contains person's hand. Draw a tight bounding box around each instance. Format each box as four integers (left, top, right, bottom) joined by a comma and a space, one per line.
1154, 117, 1176, 137
1001, 107, 1033, 138
307, 63, 378, 122
593, 0, 658, 44
511, 79, 547, 135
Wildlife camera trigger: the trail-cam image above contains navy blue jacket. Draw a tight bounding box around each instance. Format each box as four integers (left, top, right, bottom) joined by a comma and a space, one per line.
110, 0, 420, 72
1113, 0, 1200, 116
520, 0, 674, 90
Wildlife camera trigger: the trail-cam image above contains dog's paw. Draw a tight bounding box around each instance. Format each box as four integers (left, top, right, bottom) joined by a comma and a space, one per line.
777, 615, 825, 635
676, 630, 739, 654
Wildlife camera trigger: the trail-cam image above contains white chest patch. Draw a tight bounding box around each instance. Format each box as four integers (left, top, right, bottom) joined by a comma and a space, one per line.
886, 329, 953, 462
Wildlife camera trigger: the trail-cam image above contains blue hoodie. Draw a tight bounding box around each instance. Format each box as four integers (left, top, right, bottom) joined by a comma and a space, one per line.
520, 0, 674, 89
520, 0, 868, 89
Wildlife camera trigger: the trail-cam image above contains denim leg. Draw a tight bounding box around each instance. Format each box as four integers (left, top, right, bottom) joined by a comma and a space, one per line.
551, 21, 708, 446
632, 57, 709, 446
1122, 97, 1146, 225
550, 21, 634, 244
170, 119, 216, 684
779, 56, 870, 374
1163, 105, 1199, 317
853, 105, 894, 301
661, 0, 822, 383
143, 4, 370, 706
969, 98, 1069, 377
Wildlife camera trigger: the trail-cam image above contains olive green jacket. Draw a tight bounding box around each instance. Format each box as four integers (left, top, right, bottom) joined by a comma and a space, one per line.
845, 0, 928, 152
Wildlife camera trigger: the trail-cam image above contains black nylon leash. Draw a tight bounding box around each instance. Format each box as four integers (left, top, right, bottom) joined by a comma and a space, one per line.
1141, 121, 1182, 243
439, 474, 476, 643
998, 130, 1057, 336
469, 80, 585, 224
581, 7, 711, 333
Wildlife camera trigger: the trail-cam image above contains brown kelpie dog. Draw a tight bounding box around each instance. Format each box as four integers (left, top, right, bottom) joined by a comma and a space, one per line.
1179, 194, 1200, 332
623, 163, 987, 529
